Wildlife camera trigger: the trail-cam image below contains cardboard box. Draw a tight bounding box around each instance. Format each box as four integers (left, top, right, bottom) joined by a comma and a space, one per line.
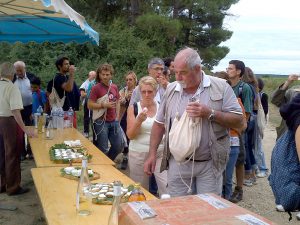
119, 193, 277, 225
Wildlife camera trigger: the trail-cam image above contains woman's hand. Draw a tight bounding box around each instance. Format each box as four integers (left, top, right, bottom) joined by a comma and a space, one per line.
137, 107, 148, 122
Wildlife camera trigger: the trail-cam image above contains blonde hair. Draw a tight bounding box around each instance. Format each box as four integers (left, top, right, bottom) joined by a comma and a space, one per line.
125, 71, 137, 85
139, 76, 157, 91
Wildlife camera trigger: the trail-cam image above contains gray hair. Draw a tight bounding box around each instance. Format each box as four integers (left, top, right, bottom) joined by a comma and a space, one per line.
184, 47, 202, 69
0, 62, 15, 78
13, 61, 26, 68
147, 58, 164, 69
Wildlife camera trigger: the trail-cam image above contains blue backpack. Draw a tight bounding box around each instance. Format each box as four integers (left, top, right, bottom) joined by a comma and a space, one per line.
269, 130, 300, 220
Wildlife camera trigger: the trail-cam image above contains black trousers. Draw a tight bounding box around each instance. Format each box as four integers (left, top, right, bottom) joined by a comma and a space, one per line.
20, 104, 32, 157
83, 100, 90, 134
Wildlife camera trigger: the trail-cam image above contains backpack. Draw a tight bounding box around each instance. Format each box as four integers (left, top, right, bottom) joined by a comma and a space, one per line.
238, 82, 256, 112
268, 130, 300, 220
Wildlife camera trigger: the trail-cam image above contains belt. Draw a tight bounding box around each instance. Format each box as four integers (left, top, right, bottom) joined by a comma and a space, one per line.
185, 158, 211, 162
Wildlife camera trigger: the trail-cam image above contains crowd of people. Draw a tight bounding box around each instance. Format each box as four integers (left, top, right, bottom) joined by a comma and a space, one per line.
0, 47, 299, 219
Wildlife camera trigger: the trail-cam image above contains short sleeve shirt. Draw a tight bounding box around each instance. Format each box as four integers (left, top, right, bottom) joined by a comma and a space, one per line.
32, 90, 47, 114
232, 80, 253, 114
47, 73, 75, 111
89, 83, 120, 122
0, 78, 23, 117
156, 74, 242, 161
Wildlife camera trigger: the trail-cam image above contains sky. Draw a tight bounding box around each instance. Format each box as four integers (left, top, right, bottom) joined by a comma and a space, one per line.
212, 0, 300, 75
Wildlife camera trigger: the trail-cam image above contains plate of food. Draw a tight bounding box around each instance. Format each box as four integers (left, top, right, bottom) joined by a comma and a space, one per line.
89, 183, 134, 205
49, 143, 92, 163
60, 167, 100, 181
64, 140, 83, 148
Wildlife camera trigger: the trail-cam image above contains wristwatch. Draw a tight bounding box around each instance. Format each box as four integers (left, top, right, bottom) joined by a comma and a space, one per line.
208, 109, 215, 121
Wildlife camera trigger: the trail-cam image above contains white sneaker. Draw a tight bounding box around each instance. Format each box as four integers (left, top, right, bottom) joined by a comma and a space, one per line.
83, 133, 89, 138
256, 171, 267, 178
276, 205, 285, 212
296, 212, 300, 220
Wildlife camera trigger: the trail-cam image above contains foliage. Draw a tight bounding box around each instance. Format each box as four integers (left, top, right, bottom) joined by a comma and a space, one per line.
0, 0, 242, 88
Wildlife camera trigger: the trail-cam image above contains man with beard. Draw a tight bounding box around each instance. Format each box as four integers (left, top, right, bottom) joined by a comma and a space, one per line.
47, 57, 80, 127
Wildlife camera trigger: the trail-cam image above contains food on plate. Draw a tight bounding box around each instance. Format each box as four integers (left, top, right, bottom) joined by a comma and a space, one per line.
90, 183, 135, 205
49, 143, 92, 163
60, 167, 100, 181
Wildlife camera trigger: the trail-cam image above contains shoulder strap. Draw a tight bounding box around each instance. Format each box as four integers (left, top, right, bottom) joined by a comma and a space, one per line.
238, 82, 245, 102
133, 102, 138, 117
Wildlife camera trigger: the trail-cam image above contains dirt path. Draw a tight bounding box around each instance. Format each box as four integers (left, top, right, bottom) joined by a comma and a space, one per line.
0, 123, 299, 225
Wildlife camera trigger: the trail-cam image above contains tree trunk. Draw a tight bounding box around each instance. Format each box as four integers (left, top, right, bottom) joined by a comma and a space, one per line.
130, 0, 140, 25
173, 0, 179, 19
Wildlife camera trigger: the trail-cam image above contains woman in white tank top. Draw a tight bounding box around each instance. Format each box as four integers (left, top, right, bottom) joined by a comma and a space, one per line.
127, 76, 168, 196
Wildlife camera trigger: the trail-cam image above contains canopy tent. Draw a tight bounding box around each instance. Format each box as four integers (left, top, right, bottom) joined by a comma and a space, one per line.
0, 0, 99, 45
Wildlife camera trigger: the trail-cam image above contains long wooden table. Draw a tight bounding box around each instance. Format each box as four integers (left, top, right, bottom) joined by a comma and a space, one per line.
31, 165, 156, 225
28, 127, 114, 167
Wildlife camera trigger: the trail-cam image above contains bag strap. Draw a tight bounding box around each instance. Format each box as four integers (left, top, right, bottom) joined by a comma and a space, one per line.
133, 102, 138, 117
238, 82, 245, 103
52, 74, 66, 97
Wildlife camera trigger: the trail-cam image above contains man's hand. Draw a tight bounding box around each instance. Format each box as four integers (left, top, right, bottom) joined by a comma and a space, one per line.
186, 102, 211, 118
25, 127, 37, 138
69, 65, 76, 76
144, 153, 156, 176
103, 101, 116, 109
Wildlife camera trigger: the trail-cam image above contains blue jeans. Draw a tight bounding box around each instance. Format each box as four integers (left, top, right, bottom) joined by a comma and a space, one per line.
245, 115, 257, 173
254, 131, 268, 172
223, 146, 239, 200
94, 120, 123, 160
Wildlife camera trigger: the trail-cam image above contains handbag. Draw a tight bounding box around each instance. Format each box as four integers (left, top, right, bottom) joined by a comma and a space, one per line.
48, 76, 65, 108
169, 111, 202, 162
256, 95, 267, 138
92, 94, 108, 121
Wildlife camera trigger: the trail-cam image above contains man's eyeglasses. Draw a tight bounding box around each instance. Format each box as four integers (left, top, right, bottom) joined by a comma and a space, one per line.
151, 67, 164, 71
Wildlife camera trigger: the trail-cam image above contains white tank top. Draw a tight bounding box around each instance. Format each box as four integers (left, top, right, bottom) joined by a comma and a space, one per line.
129, 101, 164, 153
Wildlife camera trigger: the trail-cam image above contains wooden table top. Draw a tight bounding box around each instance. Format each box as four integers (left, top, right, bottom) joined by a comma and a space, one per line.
31, 165, 156, 225
28, 127, 114, 167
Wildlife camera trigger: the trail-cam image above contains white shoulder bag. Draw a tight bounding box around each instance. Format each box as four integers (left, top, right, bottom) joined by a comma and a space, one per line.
169, 111, 202, 162
48, 76, 65, 109
92, 94, 109, 121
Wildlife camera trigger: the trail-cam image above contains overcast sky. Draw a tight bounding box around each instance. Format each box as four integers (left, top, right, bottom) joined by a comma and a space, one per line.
212, 0, 300, 75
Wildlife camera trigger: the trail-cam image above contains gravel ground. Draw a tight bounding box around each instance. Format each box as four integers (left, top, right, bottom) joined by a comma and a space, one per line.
0, 123, 299, 225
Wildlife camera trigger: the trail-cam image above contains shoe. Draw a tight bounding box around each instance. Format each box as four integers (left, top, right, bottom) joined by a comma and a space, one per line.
256, 171, 267, 178
250, 177, 257, 185
26, 154, 34, 160
8, 187, 29, 196
83, 133, 89, 138
120, 156, 128, 170
243, 179, 253, 187
296, 212, 300, 220
229, 186, 243, 203
276, 204, 285, 212
0, 186, 6, 193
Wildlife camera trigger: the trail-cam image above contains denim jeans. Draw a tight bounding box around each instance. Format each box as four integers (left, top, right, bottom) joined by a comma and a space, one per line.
254, 132, 268, 172
93, 119, 123, 160
245, 115, 257, 173
223, 146, 239, 200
